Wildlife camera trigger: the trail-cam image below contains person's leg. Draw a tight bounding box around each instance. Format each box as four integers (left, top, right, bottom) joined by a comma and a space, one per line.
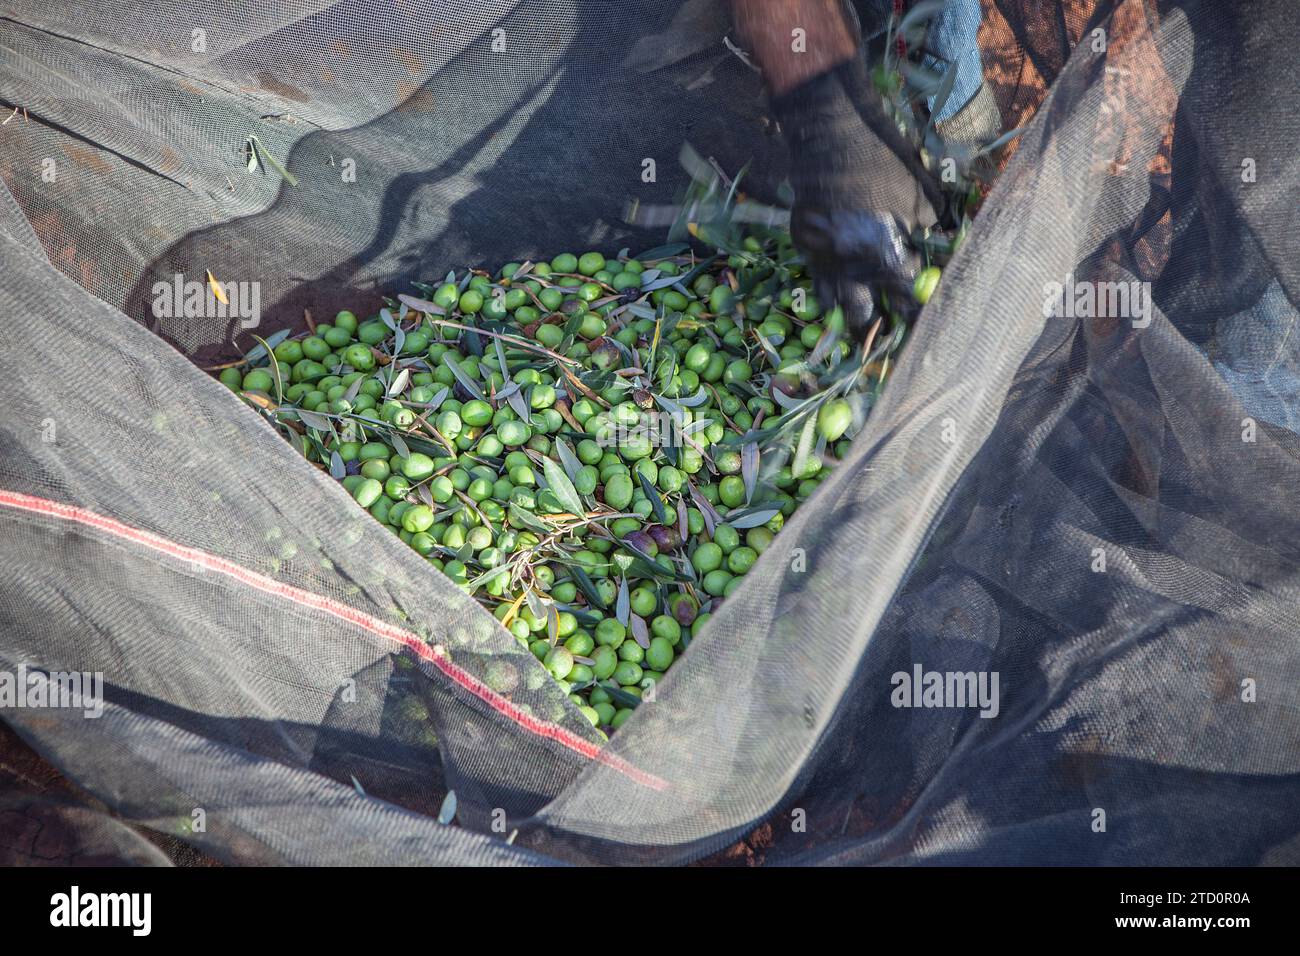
729, 0, 860, 95
924, 0, 985, 125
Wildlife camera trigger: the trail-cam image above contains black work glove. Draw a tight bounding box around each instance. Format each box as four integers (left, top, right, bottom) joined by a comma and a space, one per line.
771, 55, 943, 334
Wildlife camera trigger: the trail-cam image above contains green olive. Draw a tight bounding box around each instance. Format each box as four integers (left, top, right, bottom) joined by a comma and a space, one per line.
351, 478, 383, 508
544, 646, 575, 680
577, 251, 606, 276
692, 542, 722, 574
817, 398, 853, 442
459, 289, 484, 314
242, 369, 274, 392
645, 636, 674, 672
913, 265, 941, 304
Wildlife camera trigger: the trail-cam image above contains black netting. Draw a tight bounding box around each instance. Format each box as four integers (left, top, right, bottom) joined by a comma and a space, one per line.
1, 0, 1298, 865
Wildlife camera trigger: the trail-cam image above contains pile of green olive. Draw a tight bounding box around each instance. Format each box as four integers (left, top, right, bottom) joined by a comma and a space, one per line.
219, 232, 881, 733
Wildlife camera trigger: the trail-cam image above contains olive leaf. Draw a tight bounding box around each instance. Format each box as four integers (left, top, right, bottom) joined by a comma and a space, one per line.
495, 338, 510, 380
602, 684, 641, 709
689, 483, 722, 536
720, 422, 781, 447
463, 563, 506, 592
635, 241, 689, 261
509, 502, 551, 534
386, 368, 410, 397
464, 328, 484, 356
624, 303, 658, 320
390, 431, 411, 459
525, 587, 546, 622
506, 388, 531, 421
741, 442, 759, 504
770, 386, 806, 411
287, 430, 309, 459
726, 507, 780, 530
248, 334, 284, 403
620, 539, 690, 582
446, 356, 487, 402
754, 329, 782, 368
973, 124, 1026, 159
636, 471, 668, 525
723, 158, 751, 210
426, 385, 449, 411
792, 413, 818, 483
569, 565, 608, 609
436, 501, 465, 522
677, 387, 709, 407
554, 438, 583, 486
297, 409, 334, 432
616, 576, 630, 626
246, 135, 298, 187
640, 273, 685, 293
397, 292, 446, 316
674, 256, 719, 291
437, 790, 458, 826
242, 328, 290, 364
542, 456, 585, 515
629, 613, 651, 649
809, 323, 840, 366
328, 451, 346, 479
653, 392, 683, 419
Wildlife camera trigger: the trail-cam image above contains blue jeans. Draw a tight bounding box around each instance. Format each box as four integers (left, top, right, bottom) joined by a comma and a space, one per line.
925, 0, 984, 123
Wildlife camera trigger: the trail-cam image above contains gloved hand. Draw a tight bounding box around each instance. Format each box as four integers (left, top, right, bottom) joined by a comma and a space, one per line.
771, 55, 943, 333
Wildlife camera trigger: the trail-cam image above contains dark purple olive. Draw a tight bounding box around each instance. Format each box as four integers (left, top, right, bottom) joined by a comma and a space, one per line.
648, 525, 680, 552
673, 597, 698, 627
623, 530, 658, 558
